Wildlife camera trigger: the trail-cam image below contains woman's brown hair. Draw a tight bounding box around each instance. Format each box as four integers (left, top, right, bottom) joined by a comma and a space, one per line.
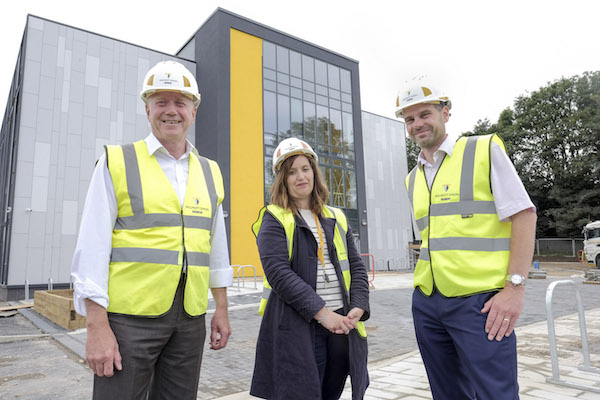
270, 154, 330, 216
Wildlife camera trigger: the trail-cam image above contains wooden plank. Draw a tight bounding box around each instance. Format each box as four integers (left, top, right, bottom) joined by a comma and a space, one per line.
0, 304, 34, 312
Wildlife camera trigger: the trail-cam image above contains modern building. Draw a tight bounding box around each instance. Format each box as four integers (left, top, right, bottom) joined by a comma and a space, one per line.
0, 9, 413, 300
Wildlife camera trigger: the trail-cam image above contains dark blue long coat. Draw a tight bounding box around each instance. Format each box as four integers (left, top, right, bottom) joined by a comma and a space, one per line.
250, 209, 370, 400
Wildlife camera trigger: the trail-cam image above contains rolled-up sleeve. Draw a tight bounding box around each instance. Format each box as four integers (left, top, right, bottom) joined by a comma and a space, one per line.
208, 205, 233, 288
71, 155, 116, 317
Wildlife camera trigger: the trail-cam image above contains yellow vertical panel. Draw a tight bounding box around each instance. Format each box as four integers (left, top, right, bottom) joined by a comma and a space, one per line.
230, 29, 264, 277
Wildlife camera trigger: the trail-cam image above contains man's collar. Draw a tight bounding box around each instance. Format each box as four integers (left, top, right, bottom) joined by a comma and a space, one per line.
417, 135, 456, 167
144, 133, 198, 159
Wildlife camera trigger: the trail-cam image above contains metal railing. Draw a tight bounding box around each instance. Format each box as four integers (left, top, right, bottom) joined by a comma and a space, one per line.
231, 264, 257, 292
545, 280, 600, 393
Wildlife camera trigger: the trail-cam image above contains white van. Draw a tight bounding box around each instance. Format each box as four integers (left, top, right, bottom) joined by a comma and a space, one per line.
583, 220, 600, 267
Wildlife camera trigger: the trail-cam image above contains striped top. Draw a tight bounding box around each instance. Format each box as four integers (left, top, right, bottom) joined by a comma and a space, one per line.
299, 210, 344, 310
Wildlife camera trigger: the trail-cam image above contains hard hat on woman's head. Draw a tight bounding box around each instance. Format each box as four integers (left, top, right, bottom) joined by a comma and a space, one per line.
140, 61, 201, 107
395, 76, 451, 117
272, 138, 318, 174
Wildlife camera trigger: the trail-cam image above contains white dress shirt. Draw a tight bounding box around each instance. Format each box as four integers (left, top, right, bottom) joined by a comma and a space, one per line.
417, 135, 536, 222
71, 133, 232, 316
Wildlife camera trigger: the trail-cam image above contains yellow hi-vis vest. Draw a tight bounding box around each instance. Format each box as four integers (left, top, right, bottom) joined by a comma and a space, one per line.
405, 134, 512, 297
252, 204, 367, 338
105, 140, 224, 316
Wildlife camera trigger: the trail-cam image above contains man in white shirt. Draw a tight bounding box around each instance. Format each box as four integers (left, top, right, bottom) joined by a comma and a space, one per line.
396, 77, 537, 400
72, 60, 233, 399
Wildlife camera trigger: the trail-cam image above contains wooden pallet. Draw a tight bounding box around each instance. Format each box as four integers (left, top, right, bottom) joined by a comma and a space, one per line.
34, 289, 86, 330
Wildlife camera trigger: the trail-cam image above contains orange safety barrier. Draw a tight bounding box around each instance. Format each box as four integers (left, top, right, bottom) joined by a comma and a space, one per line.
360, 253, 376, 289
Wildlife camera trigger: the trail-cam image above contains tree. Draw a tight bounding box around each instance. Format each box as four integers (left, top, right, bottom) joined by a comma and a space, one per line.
461, 72, 600, 237
405, 136, 420, 172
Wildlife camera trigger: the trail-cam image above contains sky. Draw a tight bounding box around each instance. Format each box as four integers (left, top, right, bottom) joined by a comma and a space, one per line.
1, 0, 599, 138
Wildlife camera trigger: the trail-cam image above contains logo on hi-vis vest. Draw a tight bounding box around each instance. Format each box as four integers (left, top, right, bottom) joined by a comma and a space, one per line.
434, 183, 458, 202
185, 197, 209, 215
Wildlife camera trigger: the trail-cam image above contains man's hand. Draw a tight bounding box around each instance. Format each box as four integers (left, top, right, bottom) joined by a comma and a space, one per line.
481, 285, 525, 341
210, 288, 231, 350
85, 299, 122, 377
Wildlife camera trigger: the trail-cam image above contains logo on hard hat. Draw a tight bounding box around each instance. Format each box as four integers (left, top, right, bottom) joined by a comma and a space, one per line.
166, 73, 171, 78
443, 184, 449, 192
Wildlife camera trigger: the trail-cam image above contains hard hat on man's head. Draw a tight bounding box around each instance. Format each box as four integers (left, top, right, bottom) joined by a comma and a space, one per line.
395, 76, 451, 117
272, 138, 318, 174
140, 61, 201, 107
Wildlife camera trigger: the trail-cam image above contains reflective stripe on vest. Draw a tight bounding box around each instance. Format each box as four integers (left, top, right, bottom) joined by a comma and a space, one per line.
405, 134, 511, 297
106, 140, 224, 316
252, 204, 366, 337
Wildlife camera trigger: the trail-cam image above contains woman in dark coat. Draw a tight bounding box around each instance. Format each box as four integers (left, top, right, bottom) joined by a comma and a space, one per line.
250, 138, 370, 400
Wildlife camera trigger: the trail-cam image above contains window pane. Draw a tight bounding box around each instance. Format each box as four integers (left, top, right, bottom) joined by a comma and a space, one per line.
322, 166, 332, 204
342, 112, 354, 157
302, 55, 314, 82
330, 109, 342, 148
328, 65, 340, 90
291, 98, 303, 137
329, 89, 341, 100
277, 94, 290, 136
290, 76, 302, 88
277, 72, 290, 85
263, 42, 276, 70
317, 105, 329, 145
291, 87, 302, 99
303, 101, 316, 142
340, 69, 351, 93
303, 91, 315, 102
264, 91, 277, 134
276, 46, 289, 74
303, 80, 315, 92
329, 99, 341, 110
346, 169, 357, 209
318, 144, 330, 155
263, 79, 276, 92
342, 102, 352, 113
290, 51, 302, 77
316, 84, 328, 96
264, 133, 278, 147
316, 95, 328, 106
332, 167, 344, 207
315, 60, 327, 86
341, 92, 352, 103
277, 83, 290, 96
264, 68, 276, 81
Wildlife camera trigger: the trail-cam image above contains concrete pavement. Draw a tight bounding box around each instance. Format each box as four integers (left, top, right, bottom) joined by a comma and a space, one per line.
1, 265, 600, 399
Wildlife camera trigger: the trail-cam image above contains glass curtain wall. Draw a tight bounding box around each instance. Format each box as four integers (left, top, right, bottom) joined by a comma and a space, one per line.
262, 41, 359, 233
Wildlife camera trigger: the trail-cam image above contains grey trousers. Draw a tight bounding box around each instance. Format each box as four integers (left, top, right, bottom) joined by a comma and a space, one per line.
93, 278, 207, 400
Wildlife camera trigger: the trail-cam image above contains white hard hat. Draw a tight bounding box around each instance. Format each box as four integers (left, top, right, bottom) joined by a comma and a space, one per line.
395, 77, 451, 117
140, 61, 201, 107
272, 138, 318, 174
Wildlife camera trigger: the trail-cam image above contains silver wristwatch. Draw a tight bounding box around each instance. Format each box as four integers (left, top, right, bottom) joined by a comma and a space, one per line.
506, 273, 527, 287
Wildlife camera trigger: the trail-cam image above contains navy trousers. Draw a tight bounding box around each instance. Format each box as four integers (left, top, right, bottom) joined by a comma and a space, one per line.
314, 309, 350, 400
412, 289, 519, 400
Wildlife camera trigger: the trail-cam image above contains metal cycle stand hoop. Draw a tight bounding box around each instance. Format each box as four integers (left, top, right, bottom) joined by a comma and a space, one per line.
545, 279, 600, 393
